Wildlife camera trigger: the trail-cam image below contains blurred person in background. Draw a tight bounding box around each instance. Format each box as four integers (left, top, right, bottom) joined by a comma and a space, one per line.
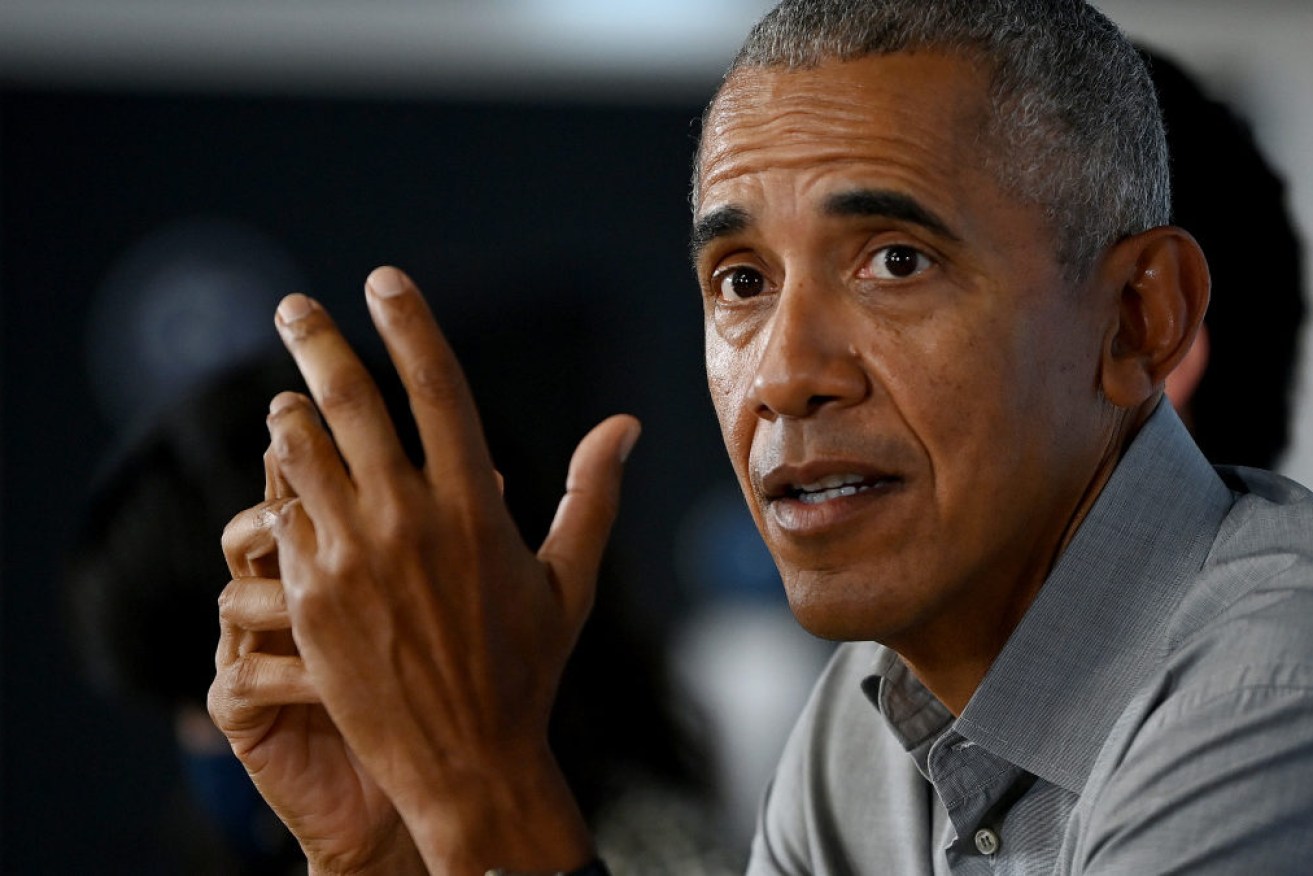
1149, 49, 1306, 466
64, 359, 308, 875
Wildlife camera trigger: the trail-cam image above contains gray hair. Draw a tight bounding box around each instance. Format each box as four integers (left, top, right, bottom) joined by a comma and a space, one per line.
696, 0, 1170, 278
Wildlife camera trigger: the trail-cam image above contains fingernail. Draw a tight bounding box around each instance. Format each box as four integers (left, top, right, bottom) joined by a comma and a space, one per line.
366, 266, 409, 298
277, 293, 316, 323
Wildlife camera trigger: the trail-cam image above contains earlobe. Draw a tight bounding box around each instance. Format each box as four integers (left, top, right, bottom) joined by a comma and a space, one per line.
1099, 227, 1211, 409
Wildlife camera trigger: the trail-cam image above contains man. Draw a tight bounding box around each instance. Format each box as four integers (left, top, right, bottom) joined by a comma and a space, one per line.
209, 1, 1313, 873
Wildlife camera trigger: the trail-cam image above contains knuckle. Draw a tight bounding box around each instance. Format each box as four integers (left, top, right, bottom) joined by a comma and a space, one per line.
227, 656, 261, 700
221, 513, 243, 547
316, 371, 376, 418
374, 498, 421, 549
217, 581, 238, 619
409, 361, 467, 409
320, 539, 365, 579
209, 666, 245, 719
221, 508, 256, 557
269, 424, 310, 466
284, 579, 331, 626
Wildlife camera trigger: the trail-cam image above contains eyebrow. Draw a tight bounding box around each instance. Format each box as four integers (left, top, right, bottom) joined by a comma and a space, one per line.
823, 189, 960, 242
689, 205, 751, 264
689, 187, 960, 265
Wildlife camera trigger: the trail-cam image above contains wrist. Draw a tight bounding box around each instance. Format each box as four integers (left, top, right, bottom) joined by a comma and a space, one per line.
393, 745, 594, 876
485, 860, 612, 876
304, 825, 428, 876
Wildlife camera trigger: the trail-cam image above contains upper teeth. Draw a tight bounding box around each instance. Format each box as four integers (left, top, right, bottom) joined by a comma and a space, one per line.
797, 473, 867, 492
793, 473, 872, 504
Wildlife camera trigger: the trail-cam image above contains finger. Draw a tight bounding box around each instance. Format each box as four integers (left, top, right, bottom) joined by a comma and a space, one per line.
219, 577, 290, 632
362, 266, 499, 497
264, 446, 296, 502
217, 577, 297, 667
537, 415, 641, 626
267, 392, 356, 543
210, 653, 320, 725
222, 499, 296, 579
271, 497, 325, 610
274, 293, 413, 486
218, 601, 242, 666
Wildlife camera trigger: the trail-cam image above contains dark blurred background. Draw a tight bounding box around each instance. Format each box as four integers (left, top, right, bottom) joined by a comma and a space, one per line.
0, 5, 765, 866
1, 89, 727, 871
2, 2, 1311, 872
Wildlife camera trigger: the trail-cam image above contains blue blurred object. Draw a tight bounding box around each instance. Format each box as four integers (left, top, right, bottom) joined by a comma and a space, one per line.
85, 216, 303, 429
675, 482, 782, 603
179, 747, 288, 863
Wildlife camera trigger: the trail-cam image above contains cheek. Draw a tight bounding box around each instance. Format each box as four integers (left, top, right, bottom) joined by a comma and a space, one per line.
705, 328, 758, 451
869, 312, 1036, 482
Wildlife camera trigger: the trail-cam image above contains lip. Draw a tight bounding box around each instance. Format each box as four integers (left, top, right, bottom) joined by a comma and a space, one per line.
758, 460, 905, 536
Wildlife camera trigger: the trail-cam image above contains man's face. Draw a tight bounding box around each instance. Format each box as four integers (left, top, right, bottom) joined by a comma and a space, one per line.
694, 53, 1119, 650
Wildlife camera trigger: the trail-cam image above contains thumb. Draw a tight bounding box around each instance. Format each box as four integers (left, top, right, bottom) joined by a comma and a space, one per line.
537, 414, 641, 627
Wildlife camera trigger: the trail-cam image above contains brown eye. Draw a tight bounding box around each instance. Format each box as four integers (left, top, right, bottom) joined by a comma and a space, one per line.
865, 245, 932, 280
718, 266, 766, 301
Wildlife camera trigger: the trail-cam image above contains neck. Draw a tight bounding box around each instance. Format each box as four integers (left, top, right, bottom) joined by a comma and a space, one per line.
893, 398, 1157, 715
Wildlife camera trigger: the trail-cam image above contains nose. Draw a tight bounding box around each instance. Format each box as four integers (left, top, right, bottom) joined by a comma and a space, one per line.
749, 285, 869, 420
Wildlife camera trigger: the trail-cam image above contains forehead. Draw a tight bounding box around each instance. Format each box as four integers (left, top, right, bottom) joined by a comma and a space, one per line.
696, 52, 995, 217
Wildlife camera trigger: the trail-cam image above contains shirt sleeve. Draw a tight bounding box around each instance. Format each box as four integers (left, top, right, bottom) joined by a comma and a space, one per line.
747, 773, 805, 876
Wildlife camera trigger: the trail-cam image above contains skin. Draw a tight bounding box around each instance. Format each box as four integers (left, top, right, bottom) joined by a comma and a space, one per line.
210, 267, 639, 875
210, 48, 1207, 873
693, 52, 1208, 712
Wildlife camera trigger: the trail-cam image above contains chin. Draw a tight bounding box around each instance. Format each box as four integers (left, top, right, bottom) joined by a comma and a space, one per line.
781, 569, 904, 643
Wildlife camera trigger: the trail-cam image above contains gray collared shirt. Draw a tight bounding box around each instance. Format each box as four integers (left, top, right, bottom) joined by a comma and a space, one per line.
749, 404, 1313, 874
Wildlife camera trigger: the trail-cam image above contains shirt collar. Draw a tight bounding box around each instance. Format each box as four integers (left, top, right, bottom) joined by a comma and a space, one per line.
865, 402, 1234, 792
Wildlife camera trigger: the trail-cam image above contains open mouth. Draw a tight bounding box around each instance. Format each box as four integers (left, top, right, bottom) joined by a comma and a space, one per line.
792, 473, 880, 504
764, 470, 902, 506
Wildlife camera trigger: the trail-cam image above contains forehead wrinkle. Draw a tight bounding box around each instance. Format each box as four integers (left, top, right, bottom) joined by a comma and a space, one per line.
696, 54, 996, 207
700, 100, 894, 195
699, 109, 971, 216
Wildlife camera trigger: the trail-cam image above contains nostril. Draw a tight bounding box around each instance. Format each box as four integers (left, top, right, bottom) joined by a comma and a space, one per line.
748, 316, 870, 418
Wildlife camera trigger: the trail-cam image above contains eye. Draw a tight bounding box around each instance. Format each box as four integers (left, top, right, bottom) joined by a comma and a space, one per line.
715, 266, 768, 301
862, 244, 933, 281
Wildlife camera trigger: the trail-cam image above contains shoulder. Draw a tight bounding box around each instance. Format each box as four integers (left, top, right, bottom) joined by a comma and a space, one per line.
1209, 465, 1313, 571
1161, 465, 1313, 657
1064, 470, 1313, 872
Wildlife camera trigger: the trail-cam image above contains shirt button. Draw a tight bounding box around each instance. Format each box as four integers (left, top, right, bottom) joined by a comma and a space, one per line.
974, 828, 1001, 856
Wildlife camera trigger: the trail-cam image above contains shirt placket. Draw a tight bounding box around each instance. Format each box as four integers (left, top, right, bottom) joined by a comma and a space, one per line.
927, 731, 1028, 875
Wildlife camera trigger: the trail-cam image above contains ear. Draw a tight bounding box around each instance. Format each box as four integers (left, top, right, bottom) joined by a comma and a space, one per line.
1165, 321, 1210, 412
1097, 226, 1210, 409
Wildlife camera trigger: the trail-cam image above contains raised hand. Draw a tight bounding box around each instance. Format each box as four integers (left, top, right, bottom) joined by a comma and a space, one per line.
211, 455, 425, 875
233, 266, 639, 875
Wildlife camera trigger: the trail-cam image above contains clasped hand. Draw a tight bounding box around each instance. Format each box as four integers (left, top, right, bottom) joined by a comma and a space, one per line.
209, 266, 639, 875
